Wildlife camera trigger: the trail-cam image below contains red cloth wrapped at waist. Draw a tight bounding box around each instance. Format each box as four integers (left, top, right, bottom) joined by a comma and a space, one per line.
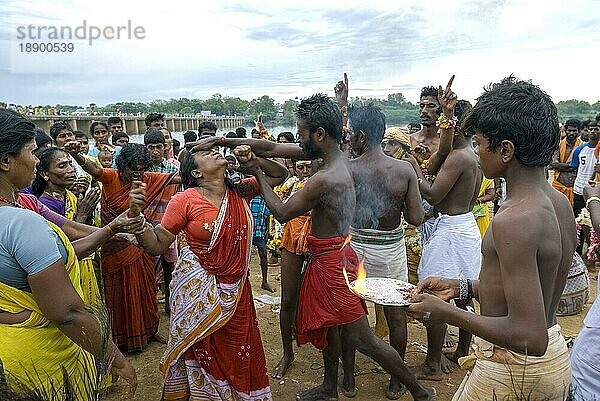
296, 235, 367, 349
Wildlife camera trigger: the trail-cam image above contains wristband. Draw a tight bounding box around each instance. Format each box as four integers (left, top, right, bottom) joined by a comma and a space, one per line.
458, 278, 473, 301
435, 113, 458, 130
104, 224, 114, 236
459, 278, 468, 300
467, 278, 473, 300
586, 196, 600, 209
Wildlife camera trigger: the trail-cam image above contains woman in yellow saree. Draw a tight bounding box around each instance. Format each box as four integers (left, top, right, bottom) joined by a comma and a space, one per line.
0, 110, 137, 400
0, 221, 101, 399
31, 146, 103, 306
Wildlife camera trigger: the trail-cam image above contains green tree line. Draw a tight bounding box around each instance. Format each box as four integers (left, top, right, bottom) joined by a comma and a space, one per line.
32, 94, 600, 127
97, 93, 424, 126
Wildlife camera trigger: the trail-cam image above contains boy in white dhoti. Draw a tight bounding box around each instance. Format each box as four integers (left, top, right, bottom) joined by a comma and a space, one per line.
408, 76, 575, 401
404, 78, 482, 380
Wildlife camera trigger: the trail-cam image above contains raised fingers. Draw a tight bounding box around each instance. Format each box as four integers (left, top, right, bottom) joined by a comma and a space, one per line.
445, 74, 455, 94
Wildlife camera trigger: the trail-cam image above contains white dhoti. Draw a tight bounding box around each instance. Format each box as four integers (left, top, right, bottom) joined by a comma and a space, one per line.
419, 212, 481, 281
349, 225, 407, 281
453, 324, 571, 401
418, 200, 436, 243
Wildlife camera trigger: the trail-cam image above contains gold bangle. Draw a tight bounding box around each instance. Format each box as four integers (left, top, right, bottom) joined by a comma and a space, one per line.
104, 224, 114, 236
586, 196, 600, 209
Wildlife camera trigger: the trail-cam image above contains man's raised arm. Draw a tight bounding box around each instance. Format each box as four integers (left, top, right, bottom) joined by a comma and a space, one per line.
234, 146, 319, 223
423, 75, 457, 176
256, 157, 289, 188
225, 138, 306, 160
406, 151, 463, 206
187, 133, 306, 160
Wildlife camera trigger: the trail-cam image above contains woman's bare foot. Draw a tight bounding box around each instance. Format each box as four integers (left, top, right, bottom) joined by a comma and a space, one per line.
271, 354, 294, 379
261, 282, 277, 293
151, 332, 168, 344
296, 384, 338, 401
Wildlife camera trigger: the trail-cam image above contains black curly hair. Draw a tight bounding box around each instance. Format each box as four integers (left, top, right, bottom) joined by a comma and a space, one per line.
295, 93, 343, 144
179, 151, 254, 197
115, 143, 153, 174
462, 75, 559, 167
49, 120, 73, 141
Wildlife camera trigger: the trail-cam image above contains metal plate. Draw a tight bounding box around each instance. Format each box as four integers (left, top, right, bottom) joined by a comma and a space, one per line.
349, 277, 416, 306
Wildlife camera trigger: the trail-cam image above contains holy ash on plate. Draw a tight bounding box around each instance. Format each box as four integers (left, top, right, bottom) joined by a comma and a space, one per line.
349, 277, 416, 306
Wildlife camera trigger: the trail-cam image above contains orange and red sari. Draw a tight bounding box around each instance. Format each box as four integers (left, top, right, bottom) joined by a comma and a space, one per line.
99, 168, 177, 351
160, 184, 271, 400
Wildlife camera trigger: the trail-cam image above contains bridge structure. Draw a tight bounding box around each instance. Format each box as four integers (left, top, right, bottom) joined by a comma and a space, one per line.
27, 115, 246, 135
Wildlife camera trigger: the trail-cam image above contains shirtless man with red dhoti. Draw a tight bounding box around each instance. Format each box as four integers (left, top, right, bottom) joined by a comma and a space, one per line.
213, 94, 435, 401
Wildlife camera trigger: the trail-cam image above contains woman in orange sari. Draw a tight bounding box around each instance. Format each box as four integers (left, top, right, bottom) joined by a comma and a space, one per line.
133, 139, 287, 400
67, 143, 180, 352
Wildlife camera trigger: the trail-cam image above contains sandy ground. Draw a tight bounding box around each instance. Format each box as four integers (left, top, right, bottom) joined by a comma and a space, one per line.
103, 256, 598, 401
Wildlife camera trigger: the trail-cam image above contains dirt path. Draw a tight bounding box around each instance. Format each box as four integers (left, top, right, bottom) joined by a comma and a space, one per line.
104, 259, 598, 401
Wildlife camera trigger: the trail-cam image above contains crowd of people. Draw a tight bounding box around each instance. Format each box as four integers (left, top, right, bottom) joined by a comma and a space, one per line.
0, 73, 599, 401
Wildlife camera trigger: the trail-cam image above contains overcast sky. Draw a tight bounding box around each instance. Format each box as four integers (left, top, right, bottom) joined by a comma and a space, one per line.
1, 0, 599, 106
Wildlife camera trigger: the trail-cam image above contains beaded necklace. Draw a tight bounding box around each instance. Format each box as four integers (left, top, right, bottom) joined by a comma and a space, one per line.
0, 195, 24, 209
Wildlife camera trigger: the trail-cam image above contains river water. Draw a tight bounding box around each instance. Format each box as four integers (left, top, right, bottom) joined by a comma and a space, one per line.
127, 125, 296, 144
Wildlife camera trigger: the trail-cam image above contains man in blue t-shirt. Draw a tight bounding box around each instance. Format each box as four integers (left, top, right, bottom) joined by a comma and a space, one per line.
570, 121, 600, 264
571, 122, 600, 216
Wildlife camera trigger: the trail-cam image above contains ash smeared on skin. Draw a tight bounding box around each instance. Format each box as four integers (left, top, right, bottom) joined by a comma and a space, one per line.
350, 162, 403, 230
